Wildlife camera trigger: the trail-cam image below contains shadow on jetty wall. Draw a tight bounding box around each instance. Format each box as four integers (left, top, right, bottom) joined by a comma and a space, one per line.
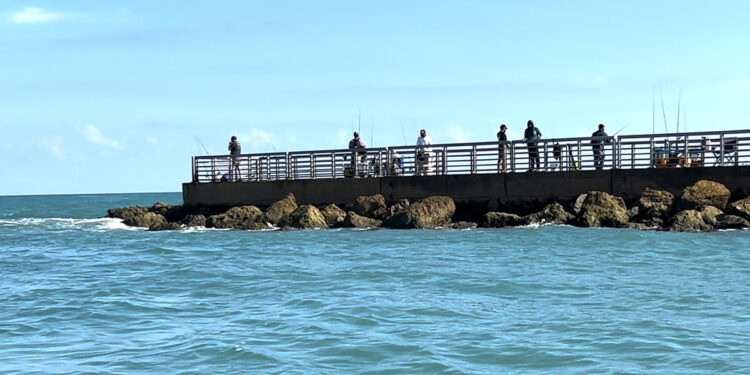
183, 166, 750, 211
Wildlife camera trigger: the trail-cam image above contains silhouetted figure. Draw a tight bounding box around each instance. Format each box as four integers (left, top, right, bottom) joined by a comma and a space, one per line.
523, 120, 542, 171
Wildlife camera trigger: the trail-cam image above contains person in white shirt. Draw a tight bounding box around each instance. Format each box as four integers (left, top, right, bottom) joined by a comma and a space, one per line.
416, 129, 433, 175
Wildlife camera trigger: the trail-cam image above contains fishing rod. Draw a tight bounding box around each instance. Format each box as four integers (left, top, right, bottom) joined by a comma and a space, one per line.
194, 134, 209, 155
612, 122, 632, 137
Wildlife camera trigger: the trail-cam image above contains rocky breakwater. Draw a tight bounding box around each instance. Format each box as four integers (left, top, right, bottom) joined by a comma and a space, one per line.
108, 180, 750, 232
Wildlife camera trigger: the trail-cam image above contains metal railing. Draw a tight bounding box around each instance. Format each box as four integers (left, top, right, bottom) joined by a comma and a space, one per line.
191, 129, 750, 183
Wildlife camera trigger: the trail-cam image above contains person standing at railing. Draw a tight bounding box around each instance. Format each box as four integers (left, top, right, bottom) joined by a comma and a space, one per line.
416, 129, 433, 176
497, 124, 508, 172
590, 124, 611, 170
348, 132, 367, 177
228, 135, 242, 181
523, 120, 542, 171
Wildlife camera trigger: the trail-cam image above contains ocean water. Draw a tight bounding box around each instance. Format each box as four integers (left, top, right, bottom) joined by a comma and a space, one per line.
1, 193, 749, 374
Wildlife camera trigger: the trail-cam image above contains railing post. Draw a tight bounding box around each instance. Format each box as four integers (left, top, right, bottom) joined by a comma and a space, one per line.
510, 143, 515, 173
577, 140, 582, 170
440, 147, 445, 175
684, 136, 689, 168
720, 134, 725, 166
471, 145, 477, 174
630, 144, 635, 169
191, 157, 197, 182
650, 137, 655, 168
543, 142, 548, 171
310, 153, 316, 179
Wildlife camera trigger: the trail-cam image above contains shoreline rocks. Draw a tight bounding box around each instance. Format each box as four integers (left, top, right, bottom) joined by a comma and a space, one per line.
107, 180, 749, 233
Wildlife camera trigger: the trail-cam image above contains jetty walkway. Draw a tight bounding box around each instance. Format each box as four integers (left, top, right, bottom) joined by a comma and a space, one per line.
183, 129, 750, 208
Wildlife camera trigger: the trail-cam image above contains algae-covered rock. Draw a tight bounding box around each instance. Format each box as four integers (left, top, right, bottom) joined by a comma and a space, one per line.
700, 206, 723, 226
679, 180, 731, 210
577, 191, 629, 228
573, 193, 587, 214
715, 214, 750, 230
343, 211, 382, 228
181, 214, 206, 227
450, 221, 477, 229
353, 194, 387, 219
206, 205, 264, 229
523, 202, 573, 225
482, 212, 523, 228
383, 196, 455, 229
728, 197, 750, 220
264, 193, 298, 225
319, 204, 346, 227
669, 210, 713, 232
284, 205, 327, 229
148, 222, 182, 231
384, 198, 410, 220
148, 202, 174, 216
108, 206, 148, 222
124, 212, 168, 228
637, 188, 675, 222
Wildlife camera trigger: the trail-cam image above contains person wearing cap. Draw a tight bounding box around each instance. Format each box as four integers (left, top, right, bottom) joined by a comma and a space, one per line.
590, 124, 610, 170
228, 135, 242, 181
497, 124, 509, 172
416, 129, 433, 176
523, 120, 542, 171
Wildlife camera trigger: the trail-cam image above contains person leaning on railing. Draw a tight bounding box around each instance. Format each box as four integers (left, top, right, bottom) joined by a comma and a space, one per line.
348, 132, 367, 177
523, 120, 542, 171
590, 124, 611, 170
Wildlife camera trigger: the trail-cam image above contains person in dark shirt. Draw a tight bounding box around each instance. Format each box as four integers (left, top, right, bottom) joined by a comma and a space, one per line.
497, 124, 508, 172
228, 135, 242, 181
523, 120, 542, 171
590, 124, 611, 170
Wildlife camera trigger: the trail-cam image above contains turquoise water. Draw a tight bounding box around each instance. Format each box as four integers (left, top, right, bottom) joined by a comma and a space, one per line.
1, 194, 749, 374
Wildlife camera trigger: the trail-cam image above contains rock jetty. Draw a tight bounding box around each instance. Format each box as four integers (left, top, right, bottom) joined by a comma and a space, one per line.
107, 180, 750, 232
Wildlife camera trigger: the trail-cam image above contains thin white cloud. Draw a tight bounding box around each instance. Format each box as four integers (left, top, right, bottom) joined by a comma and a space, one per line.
446, 124, 471, 143
79, 125, 122, 150
236, 128, 277, 151
10, 7, 65, 24
41, 136, 65, 159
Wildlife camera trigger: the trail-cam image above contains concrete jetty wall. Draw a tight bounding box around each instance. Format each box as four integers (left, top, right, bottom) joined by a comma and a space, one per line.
182, 166, 750, 209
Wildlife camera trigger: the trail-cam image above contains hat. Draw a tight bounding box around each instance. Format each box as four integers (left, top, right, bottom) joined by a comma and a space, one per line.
500, 124, 507, 129
353, 131, 359, 138
420, 129, 426, 136
598, 124, 605, 129
527, 120, 534, 126
231, 136, 237, 141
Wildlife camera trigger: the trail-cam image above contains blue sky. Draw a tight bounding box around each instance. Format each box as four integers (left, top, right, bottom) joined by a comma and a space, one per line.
1, 1, 748, 195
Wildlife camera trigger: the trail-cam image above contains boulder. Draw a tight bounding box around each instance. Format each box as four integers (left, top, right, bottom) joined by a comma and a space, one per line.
383, 196, 455, 229
573, 193, 587, 214
264, 193, 298, 225
124, 212, 168, 228
343, 211, 382, 228
319, 204, 346, 227
700, 206, 723, 226
384, 199, 410, 220
206, 205, 264, 229
715, 214, 750, 230
576, 191, 629, 228
181, 214, 206, 227
523, 202, 573, 225
148, 202, 174, 216
148, 222, 182, 231
482, 212, 523, 228
625, 222, 652, 231
353, 194, 387, 219
283, 205, 327, 229
728, 197, 750, 220
108, 206, 148, 222
450, 221, 477, 229
637, 188, 674, 222
669, 210, 713, 232
679, 180, 731, 210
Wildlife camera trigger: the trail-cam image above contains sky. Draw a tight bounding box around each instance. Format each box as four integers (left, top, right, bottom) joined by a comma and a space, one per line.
1, 0, 749, 195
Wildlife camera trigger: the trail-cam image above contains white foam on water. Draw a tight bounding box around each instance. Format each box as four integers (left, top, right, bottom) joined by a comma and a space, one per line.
0, 217, 145, 231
